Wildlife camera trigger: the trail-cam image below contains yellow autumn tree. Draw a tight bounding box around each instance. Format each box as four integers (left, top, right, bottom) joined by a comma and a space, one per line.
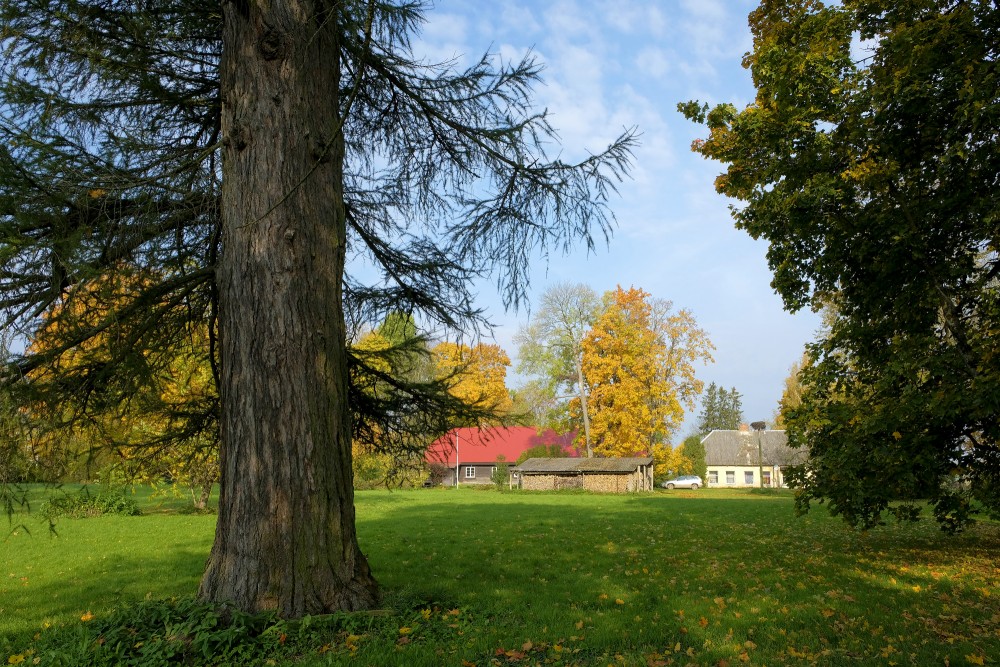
348, 330, 422, 488
651, 442, 693, 480
650, 300, 715, 436
581, 286, 669, 457
581, 286, 713, 457
25, 271, 219, 506
432, 341, 513, 422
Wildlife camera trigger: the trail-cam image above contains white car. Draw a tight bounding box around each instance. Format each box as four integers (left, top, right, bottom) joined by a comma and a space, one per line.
660, 475, 703, 490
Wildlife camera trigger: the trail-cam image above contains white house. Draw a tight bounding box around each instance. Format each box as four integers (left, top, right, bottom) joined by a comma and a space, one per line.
702, 425, 806, 488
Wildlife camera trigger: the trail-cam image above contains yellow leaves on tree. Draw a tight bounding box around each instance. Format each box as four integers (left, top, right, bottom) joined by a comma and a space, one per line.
651, 441, 693, 480
581, 286, 713, 458
348, 331, 423, 487
26, 272, 218, 506
581, 286, 669, 457
432, 341, 513, 421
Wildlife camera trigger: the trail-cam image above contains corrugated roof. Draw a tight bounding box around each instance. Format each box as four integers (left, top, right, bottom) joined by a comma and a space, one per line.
513, 457, 653, 474
702, 430, 806, 466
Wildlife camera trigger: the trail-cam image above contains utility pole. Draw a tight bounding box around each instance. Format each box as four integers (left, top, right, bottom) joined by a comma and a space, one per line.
751, 421, 766, 488
454, 430, 460, 487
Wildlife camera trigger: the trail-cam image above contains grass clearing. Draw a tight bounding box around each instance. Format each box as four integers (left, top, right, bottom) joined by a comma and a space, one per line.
3, 486, 998, 665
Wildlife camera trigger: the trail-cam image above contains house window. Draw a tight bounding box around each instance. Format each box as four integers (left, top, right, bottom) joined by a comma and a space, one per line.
491, 466, 498, 475
762, 470, 772, 487
708, 471, 718, 484
725, 471, 735, 484
465, 466, 476, 479
744, 471, 754, 485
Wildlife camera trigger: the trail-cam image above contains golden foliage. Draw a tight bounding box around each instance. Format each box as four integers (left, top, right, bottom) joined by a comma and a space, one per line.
581, 286, 712, 457
26, 273, 218, 505
432, 341, 513, 418
651, 441, 693, 480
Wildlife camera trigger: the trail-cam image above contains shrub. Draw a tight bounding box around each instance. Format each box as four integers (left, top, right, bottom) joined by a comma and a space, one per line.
491, 461, 510, 489
37, 489, 141, 520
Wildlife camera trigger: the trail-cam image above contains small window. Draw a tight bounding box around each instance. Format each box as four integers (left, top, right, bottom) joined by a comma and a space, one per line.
725, 471, 735, 484
745, 471, 754, 485
465, 466, 476, 479
708, 471, 718, 484
762, 470, 772, 486
491, 466, 498, 475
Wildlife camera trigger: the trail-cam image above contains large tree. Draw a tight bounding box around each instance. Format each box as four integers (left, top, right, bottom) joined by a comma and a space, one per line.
683, 0, 999, 530
696, 382, 744, 434
580, 286, 712, 456
432, 341, 514, 420
0, 0, 635, 615
514, 282, 600, 455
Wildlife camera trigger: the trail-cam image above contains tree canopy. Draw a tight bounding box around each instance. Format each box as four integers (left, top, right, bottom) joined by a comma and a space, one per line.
433, 341, 514, 421
683, 0, 1000, 530
0, 0, 636, 615
696, 382, 745, 434
580, 286, 712, 457
515, 283, 600, 455
515, 283, 713, 460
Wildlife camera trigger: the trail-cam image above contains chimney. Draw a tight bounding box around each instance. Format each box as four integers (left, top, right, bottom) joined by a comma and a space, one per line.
738, 423, 750, 433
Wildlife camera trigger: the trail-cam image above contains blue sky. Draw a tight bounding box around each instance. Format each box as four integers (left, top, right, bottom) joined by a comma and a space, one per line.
414, 0, 823, 434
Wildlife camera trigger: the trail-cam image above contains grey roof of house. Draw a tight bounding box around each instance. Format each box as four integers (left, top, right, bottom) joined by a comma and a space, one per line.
702, 430, 807, 466
512, 457, 654, 474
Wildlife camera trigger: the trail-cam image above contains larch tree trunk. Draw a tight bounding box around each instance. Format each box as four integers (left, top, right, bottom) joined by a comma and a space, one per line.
199, 0, 379, 616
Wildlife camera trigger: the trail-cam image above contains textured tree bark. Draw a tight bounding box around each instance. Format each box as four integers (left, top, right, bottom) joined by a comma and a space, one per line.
200, 0, 379, 616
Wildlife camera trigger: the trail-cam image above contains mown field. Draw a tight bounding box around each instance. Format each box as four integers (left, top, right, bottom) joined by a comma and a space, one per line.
2, 486, 998, 666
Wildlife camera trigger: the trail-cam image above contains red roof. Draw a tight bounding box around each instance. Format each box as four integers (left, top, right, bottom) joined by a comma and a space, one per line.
425, 427, 579, 466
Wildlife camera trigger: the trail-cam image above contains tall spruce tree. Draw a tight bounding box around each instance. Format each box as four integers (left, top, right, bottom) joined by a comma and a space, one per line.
697, 382, 744, 433
0, 1, 635, 615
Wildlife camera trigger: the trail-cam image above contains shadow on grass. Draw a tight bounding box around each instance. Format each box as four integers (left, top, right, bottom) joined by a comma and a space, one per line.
1, 520, 211, 643
353, 491, 1000, 665
5, 489, 999, 665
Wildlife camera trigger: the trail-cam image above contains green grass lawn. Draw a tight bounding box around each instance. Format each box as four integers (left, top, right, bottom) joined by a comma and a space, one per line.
3, 486, 998, 665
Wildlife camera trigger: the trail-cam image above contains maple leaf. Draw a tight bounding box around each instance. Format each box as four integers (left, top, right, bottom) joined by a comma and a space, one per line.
966, 654, 985, 665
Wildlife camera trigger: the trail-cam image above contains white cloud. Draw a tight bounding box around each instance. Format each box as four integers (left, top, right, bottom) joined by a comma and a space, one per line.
413, 12, 472, 66
600, 1, 668, 36
499, 2, 542, 36
635, 47, 671, 79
